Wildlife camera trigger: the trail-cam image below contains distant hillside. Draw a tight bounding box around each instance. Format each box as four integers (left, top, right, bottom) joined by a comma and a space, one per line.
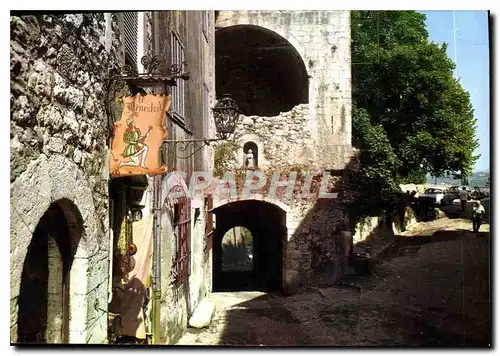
427, 171, 490, 187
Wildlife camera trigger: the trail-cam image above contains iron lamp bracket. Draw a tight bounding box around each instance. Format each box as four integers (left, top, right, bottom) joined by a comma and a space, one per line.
162, 138, 225, 162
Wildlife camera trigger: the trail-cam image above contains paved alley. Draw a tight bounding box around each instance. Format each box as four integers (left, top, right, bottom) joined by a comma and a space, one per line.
177, 291, 314, 346
177, 219, 491, 346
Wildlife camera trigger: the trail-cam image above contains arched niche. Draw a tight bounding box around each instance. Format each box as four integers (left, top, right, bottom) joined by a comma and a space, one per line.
243, 141, 259, 168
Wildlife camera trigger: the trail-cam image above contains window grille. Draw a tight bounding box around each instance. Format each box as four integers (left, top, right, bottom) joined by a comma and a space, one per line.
170, 31, 185, 118
204, 195, 213, 257
171, 195, 191, 286
123, 12, 139, 71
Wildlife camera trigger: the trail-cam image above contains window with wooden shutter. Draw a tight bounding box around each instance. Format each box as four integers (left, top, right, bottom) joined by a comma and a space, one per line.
123, 12, 139, 72
170, 31, 185, 119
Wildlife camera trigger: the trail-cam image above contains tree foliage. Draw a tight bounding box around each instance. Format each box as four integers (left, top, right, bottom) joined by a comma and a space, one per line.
352, 108, 400, 192
351, 11, 479, 189
213, 141, 241, 178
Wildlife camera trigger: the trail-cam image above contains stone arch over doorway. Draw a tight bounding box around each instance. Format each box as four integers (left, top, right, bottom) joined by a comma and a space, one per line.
212, 199, 287, 292
215, 24, 309, 116
17, 198, 86, 343
10, 154, 108, 344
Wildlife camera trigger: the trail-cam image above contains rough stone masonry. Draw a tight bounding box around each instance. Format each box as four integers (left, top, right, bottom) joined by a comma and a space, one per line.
213, 11, 354, 292
10, 13, 122, 343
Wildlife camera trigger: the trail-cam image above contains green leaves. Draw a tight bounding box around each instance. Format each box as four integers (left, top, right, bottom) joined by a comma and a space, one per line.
214, 141, 241, 178
352, 108, 400, 193
351, 10, 479, 188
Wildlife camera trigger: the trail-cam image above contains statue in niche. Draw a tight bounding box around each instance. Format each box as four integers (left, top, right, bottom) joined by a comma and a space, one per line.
245, 149, 255, 169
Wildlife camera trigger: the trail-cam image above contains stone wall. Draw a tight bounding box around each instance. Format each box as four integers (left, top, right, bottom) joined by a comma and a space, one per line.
151, 10, 216, 344
285, 200, 350, 292
10, 13, 122, 343
232, 105, 315, 170
216, 10, 352, 170
352, 207, 418, 246
212, 11, 353, 293
212, 187, 351, 294
157, 198, 212, 344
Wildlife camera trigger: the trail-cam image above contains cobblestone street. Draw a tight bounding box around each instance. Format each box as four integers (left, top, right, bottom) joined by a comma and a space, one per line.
177, 219, 491, 346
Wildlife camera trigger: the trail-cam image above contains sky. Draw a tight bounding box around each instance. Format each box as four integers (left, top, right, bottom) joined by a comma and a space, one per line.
419, 10, 490, 173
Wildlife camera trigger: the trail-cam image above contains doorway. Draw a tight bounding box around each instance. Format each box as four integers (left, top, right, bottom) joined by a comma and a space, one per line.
212, 200, 286, 292
17, 200, 82, 344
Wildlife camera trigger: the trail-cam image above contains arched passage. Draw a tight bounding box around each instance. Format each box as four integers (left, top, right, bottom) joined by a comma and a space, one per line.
212, 200, 286, 292
221, 226, 253, 273
17, 198, 85, 344
215, 25, 309, 116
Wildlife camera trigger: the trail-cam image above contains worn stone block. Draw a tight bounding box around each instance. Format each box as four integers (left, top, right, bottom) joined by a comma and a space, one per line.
10, 298, 18, 328
286, 249, 301, 260
283, 268, 300, 294
188, 298, 216, 329
86, 313, 108, 344
86, 256, 109, 294
69, 294, 88, 332
284, 258, 300, 270
11, 324, 18, 343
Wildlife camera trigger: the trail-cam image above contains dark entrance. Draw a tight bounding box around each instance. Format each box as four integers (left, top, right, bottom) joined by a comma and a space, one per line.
17, 199, 83, 344
215, 25, 309, 117
212, 200, 286, 292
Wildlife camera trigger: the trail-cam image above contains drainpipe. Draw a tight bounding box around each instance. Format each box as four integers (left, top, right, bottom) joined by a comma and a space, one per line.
151, 174, 162, 344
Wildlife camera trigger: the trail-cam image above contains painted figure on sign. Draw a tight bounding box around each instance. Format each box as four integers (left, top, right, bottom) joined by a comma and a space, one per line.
246, 149, 254, 168
119, 113, 153, 170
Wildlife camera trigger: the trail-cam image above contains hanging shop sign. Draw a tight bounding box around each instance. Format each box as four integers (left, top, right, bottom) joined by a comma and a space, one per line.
110, 94, 171, 177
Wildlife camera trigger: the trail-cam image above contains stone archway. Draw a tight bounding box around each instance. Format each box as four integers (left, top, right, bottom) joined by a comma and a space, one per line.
17, 199, 85, 344
215, 24, 309, 116
10, 154, 108, 344
212, 200, 287, 292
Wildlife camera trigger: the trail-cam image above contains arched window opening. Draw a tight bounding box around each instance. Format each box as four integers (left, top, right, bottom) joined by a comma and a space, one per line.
243, 141, 258, 168
216, 25, 309, 117
221, 226, 253, 273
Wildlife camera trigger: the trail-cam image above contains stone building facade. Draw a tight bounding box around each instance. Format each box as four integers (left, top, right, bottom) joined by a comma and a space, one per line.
11, 9, 352, 344
10, 13, 122, 343
11, 11, 216, 345
147, 10, 216, 344
211, 11, 353, 294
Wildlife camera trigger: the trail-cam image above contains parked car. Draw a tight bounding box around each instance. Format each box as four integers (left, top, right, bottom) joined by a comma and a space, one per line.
442, 185, 472, 205
471, 186, 489, 200
418, 187, 445, 205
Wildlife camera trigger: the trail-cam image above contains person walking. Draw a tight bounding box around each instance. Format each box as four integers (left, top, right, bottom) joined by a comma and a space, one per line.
459, 187, 470, 214
472, 200, 485, 232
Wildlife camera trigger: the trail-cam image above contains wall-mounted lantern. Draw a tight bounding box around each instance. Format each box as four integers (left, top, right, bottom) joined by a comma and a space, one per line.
162, 93, 241, 161
212, 94, 241, 140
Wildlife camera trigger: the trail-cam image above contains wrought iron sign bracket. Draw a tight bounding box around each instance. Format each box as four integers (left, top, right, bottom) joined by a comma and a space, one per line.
162, 94, 242, 164
162, 138, 224, 161
108, 55, 191, 90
